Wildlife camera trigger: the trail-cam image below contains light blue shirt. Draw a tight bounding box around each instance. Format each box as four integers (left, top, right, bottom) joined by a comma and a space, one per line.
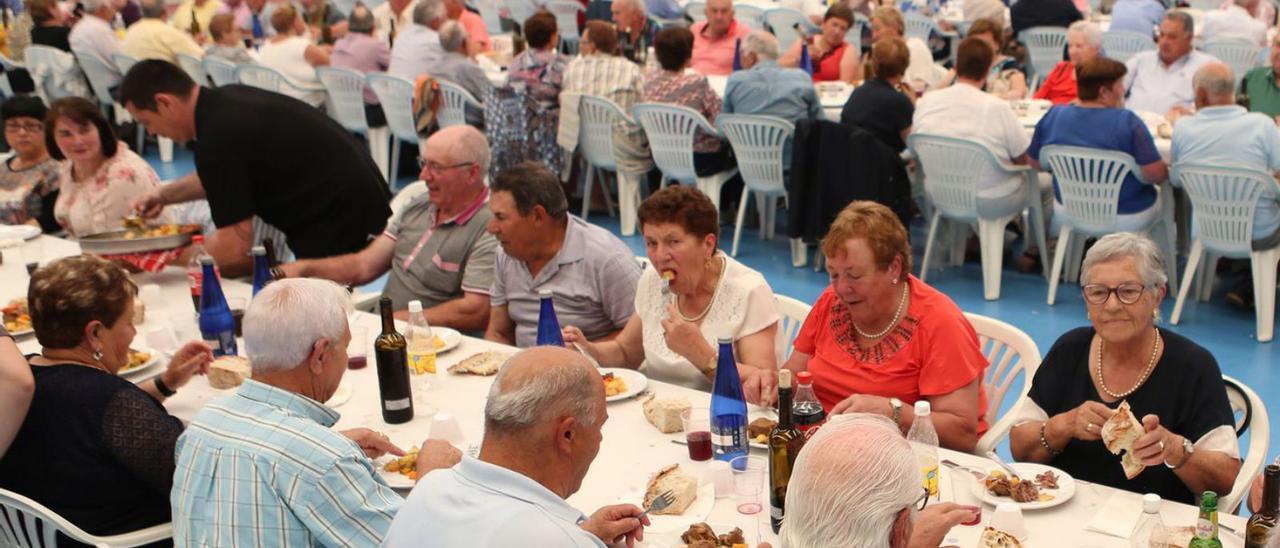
1107, 0, 1166, 36
388, 24, 444, 80
1171, 105, 1280, 240
173, 380, 403, 547
382, 456, 606, 547
723, 61, 823, 164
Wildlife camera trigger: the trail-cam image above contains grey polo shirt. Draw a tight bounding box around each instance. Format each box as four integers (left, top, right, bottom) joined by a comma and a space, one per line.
490, 215, 641, 347
381, 187, 497, 310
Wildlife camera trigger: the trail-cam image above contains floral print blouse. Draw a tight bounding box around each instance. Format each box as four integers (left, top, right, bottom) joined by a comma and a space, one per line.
508, 48, 568, 106
54, 148, 172, 237
0, 156, 61, 231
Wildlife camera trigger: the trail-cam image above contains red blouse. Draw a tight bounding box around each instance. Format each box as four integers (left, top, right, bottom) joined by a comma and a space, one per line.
812, 40, 848, 82
1034, 61, 1078, 105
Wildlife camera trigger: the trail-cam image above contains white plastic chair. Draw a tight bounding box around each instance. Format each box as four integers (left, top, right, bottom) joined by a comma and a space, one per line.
1040, 145, 1179, 305
910, 134, 1051, 300
235, 63, 286, 92
775, 294, 812, 358
716, 114, 793, 257
1187, 0, 1220, 11
904, 12, 959, 65
317, 66, 390, 185
1103, 31, 1155, 63
507, 0, 541, 25
1201, 41, 1264, 85
110, 53, 138, 77
736, 5, 766, 31
546, 0, 585, 54
24, 45, 91, 102
763, 8, 818, 52
438, 80, 483, 129
73, 51, 120, 113
0, 52, 21, 97
176, 53, 207, 86
1221, 375, 1269, 513
473, 0, 504, 34
685, 1, 707, 22
202, 56, 238, 86
632, 102, 739, 211
1022, 27, 1069, 88
577, 94, 629, 222
1168, 164, 1280, 343
367, 73, 420, 186
0, 488, 173, 548
964, 312, 1042, 456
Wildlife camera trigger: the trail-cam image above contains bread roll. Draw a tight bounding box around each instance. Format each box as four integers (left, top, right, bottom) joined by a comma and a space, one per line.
641, 394, 691, 434
644, 464, 698, 515
208, 356, 251, 389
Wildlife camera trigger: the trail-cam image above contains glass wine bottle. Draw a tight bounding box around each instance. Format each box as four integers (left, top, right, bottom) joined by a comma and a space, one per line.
375, 297, 414, 424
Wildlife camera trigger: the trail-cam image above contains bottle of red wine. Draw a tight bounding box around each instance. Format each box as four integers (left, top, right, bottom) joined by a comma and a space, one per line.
375, 297, 413, 424
769, 370, 805, 533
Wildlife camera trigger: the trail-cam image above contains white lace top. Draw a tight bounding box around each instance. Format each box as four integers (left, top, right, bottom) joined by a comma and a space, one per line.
635, 252, 782, 391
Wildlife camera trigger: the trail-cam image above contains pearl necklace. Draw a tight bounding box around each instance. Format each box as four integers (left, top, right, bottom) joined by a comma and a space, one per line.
676, 255, 726, 323
854, 281, 909, 340
1096, 327, 1162, 399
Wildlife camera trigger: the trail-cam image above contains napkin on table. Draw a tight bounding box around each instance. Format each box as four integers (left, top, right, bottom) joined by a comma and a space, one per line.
1083, 489, 1145, 538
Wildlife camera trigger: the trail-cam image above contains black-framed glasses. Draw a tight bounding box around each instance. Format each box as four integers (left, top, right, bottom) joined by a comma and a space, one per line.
912, 487, 930, 511
416, 158, 474, 175
1082, 283, 1150, 305
4, 122, 43, 133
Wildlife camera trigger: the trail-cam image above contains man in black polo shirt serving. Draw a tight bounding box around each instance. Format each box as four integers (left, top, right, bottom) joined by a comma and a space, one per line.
120, 60, 392, 276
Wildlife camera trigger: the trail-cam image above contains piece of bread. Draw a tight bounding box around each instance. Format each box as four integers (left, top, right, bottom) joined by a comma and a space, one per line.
208, 356, 251, 389
447, 351, 508, 376
1100, 401, 1146, 479
644, 464, 699, 515
641, 394, 691, 434
977, 527, 1024, 548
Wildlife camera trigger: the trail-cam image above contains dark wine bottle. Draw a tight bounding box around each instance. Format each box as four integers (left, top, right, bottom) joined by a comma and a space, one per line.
1247, 465, 1280, 548
375, 297, 414, 424
769, 370, 805, 533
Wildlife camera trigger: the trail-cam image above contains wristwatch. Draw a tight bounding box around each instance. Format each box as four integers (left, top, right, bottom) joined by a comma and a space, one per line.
1166, 436, 1195, 470
889, 398, 903, 424
702, 353, 719, 374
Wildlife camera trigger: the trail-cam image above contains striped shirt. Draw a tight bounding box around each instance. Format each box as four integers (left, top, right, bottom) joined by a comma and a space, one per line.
172, 380, 403, 547
557, 53, 646, 151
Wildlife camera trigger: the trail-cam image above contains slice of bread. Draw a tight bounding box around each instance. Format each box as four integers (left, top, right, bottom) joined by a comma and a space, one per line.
208, 356, 251, 389
447, 351, 508, 376
644, 464, 699, 515
641, 394, 691, 434
1101, 401, 1146, 479
977, 527, 1024, 548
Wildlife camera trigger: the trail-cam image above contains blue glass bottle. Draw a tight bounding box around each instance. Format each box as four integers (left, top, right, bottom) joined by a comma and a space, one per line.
198, 257, 238, 357
536, 289, 564, 346
799, 43, 813, 76
732, 37, 742, 71
710, 337, 748, 462
251, 246, 270, 296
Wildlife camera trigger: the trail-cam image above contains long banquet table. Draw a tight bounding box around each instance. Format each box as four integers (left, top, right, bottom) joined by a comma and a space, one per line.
0, 235, 1248, 547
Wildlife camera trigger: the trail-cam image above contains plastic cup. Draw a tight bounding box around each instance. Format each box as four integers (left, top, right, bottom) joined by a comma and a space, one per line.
706, 460, 734, 498
946, 469, 983, 526
146, 326, 179, 352
730, 455, 765, 515
681, 407, 712, 462
347, 325, 368, 370
989, 502, 1028, 540
428, 412, 466, 446
139, 284, 164, 311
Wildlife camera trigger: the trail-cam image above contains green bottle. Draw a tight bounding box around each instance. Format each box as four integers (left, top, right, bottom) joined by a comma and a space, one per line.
1188, 491, 1224, 548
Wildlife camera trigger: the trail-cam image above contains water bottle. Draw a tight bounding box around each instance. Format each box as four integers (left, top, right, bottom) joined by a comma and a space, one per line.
198, 257, 238, 357
250, 246, 270, 296
406, 300, 437, 376
186, 235, 212, 313
799, 43, 813, 76
536, 289, 564, 346
710, 337, 748, 462
1132, 493, 1168, 548
906, 400, 939, 499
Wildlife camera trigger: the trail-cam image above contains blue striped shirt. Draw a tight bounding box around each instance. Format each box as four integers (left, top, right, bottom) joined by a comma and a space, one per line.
172, 380, 403, 547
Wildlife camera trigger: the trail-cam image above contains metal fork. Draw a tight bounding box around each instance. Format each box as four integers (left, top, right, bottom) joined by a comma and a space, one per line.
640, 490, 675, 518
940, 459, 987, 480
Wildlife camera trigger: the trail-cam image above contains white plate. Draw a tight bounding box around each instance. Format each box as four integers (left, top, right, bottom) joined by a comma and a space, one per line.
325, 382, 352, 407
118, 347, 162, 379
601, 367, 648, 402
6, 325, 32, 337
747, 409, 779, 450
645, 521, 753, 548
0, 224, 40, 241
970, 462, 1076, 511
433, 327, 462, 354
622, 482, 716, 535
374, 454, 417, 490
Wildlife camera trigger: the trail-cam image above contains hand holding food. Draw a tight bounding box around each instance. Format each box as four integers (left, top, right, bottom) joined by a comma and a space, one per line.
659, 304, 710, 364
1099, 401, 1146, 479
415, 439, 463, 479
1070, 400, 1117, 442
582, 504, 649, 548
131, 189, 167, 220
341, 428, 404, 459
161, 341, 215, 389
1129, 414, 1176, 467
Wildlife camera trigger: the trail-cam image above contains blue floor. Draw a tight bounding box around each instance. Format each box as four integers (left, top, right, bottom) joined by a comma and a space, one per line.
145, 146, 1277, 512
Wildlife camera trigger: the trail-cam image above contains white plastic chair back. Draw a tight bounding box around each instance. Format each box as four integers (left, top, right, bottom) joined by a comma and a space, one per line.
1201, 41, 1263, 85
1102, 31, 1155, 63
110, 53, 138, 77
904, 12, 936, 41
203, 56, 239, 86
437, 80, 483, 128
473, 0, 504, 34
546, 1, 585, 45
1221, 375, 1270, 513
774, 294, 812, 358
0, 53, 20, 97
235, 64, 286, 92
764, 8, 817, 51
632, 102, 721, 184
72, 51, 118, 107
909, 134, 1007, 223
1022, 26, 1069, 84
579, 94, 629, 172
176, 53, 207, 86
736, 5, 766, 30
965, 313, 1042, 455
1039, 145, 1142, 234
845, 14, 869, 58
716, 114, 792, 196
366, 73, 418, 142
507, 0, 540, 24
0, 487, 173, 548
316, 66, 370, 134
685, 1, 707, 22
24, 45, 91, 101
1187, 0, 1219, 10
1171, 163, 1273, 258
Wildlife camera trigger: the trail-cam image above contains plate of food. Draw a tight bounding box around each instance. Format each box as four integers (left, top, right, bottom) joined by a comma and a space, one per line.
377, 447, 419, 489
746, 411, 779, 449
3, 298, 32, 336
78, 223, 199, 255
0, 224, 40, 241
972, 462, 1075, 510
118, 347, 161, 378
600, 367, 647, 402
431, 327, 462, 354
625, 464, 714, 534
650, 522, 752, 548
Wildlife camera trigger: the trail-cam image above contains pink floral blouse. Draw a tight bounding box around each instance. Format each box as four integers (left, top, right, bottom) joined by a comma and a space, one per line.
54, 148, 172, 237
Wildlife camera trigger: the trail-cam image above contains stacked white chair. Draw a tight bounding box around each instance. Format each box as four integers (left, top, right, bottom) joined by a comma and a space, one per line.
1022, 27, 1070, 88
1169, 164, 1280, 343
176, 53, 208, 87
202, 56, 238, 87
716, 114, 793, 257
1102, 31, 1155, 63
367, 73, 419, 186
1040, 145, 1179, 305
437, 81, 483, 129
1201, 41, 1264, 84
764, 8, 818, 52
632, 103, 739, 211
910, 134, 1050, 301
1221, 375, 1270, 513
965, 312, 1042, 455
546, 1, 585, 54
577, 95, 627, 222
0, 488, 172, 547
316, 66, 390, 185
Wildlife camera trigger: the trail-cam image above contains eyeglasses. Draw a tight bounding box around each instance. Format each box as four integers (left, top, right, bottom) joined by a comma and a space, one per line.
4, 122, 43, 133
1082, 283, 1151, 305
911, 487, 930, 512
417, 158, 474, 175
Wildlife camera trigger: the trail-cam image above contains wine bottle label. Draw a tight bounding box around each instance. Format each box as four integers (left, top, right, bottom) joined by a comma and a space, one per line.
204, 330, 237, 357
385, 398, 411, 411
1196, 517, 1215, 538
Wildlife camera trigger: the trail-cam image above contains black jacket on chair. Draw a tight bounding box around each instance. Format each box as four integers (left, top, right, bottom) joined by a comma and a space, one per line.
786, 119, 912, 245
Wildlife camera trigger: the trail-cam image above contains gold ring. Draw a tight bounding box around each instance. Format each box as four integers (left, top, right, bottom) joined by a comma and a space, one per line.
1088, 423, 1095, 431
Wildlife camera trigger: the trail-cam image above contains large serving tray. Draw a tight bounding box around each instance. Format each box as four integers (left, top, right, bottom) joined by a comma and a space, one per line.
78, 227, 197, 255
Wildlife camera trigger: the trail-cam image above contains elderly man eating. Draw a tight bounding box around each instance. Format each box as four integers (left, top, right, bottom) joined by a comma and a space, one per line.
173, 279, 462, 546
1124, 11, 1218, 117
690, 0, 751, 76
383, 346, 650, 547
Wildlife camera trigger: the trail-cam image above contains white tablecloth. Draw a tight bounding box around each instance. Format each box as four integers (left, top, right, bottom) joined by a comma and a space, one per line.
0, 235, 1248, 547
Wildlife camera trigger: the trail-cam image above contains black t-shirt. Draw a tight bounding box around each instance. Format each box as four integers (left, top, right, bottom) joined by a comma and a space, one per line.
193, 85, 391, 259
839, 78, 913, 153
1011, 0, 1083, 36
1027, 327, 1236, 505
31, 25, 72, 52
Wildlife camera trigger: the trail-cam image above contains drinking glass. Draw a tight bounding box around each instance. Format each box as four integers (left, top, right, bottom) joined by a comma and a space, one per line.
730, 455, 765, 515
682, 407, 712, 462
347, 325, 368, 370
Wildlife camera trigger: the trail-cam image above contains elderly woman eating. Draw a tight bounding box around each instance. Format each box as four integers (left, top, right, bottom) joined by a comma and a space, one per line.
0, 255, 213, 538
1010, 233, 1239, 504
752, 201, 988, 452
1034, 20, 1102, 105
779, 4, 860, 83
564, 186, 781, 391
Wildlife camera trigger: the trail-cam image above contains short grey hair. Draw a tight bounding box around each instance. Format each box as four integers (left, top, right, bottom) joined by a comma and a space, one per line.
1068, 20, 1103, 48
348, 4, 375, 34
1194, 63, 1236, 98
424, 124, 491, 175
483, 350, 601, 435
139, 0, 165, 19
741, 31, 779, 61
81, 0, 111, 13
779, 414, 920, 547
1080, 232, 1169, 289
243, 278, 353, 374
615, 0, 646, 16
439, 20, 468, 53
413, 0, 445, 26
1165, 10, 1194, 36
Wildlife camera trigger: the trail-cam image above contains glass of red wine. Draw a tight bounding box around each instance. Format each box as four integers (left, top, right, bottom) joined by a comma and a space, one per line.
347, 325, 368, 369
682, 407, 712, 462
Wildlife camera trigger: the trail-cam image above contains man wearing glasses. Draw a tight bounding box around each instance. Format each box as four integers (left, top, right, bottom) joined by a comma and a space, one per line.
276, 125, 497, 329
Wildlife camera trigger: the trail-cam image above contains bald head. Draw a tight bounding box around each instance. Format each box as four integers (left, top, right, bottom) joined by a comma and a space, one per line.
1193, 62, 1237, 107
483, 347, 603, 438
